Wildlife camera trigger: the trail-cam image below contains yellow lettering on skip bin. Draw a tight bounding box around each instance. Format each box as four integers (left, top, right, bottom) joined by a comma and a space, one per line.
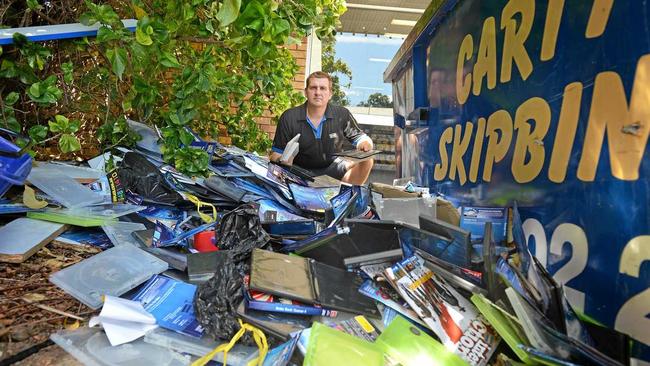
473, 17, 498, 97
585, 0, 614, 38
578, 55, 650, 181
469, 118, 487, 183
540, 0, 564, 61
500, 0, 535, 83
434, 126, 453, 181
456, 34, 473, 105
512, 97, 551, 183
449, 122, 474, 185
483, 110, 513, 182
548, 82, 582, 183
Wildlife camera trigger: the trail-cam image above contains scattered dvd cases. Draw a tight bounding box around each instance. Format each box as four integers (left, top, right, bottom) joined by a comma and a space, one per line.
236, 300, 311, 340
50, 327, 190, 366
102, 222, 147, 247
27, 169, 104, 208
28, 209, 117, 227
288, 183, 339, 213
285, 220, 402, 269
417, 216, 472, 267
249, 249, 379, 317
49, 245, 168, 309
144, 327, 258, 366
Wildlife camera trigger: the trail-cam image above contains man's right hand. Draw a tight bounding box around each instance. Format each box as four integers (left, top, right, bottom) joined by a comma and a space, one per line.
270, 151, 293, 165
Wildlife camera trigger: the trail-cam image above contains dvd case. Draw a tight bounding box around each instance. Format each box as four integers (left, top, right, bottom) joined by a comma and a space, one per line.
51, 327, 190, 366
249, 249, 379, 317
143, 327, 258, 366
49, 245, 168, 309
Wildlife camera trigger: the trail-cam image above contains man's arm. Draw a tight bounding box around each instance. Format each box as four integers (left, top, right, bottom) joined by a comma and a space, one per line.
269, 112, 293, 163
342, 109, 374, 151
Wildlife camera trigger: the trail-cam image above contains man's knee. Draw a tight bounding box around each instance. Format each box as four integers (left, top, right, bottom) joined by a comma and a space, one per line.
353, 158, 373, 173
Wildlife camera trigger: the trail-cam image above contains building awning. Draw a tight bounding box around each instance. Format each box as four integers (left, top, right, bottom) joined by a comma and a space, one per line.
338, 1, 430, 38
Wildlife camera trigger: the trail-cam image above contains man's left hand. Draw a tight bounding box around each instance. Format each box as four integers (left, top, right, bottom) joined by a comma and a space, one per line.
357, 140, 373, 152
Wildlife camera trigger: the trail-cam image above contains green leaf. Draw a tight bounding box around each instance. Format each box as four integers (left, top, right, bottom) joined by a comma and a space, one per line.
26, 0, 41, 10
216, 0, 241, 27
122, 99, 132, 112
54, 114, 68, 125
106, 47, 127, 80
61, 62, 73, 84
179, 129, 194, 146
135, 26, 153, 45
0, 45, 3, 57
131, 3, 147, 19
28, 82, 42, 97
287, 36, 301, 46
160, 52, 180, 68
28, 125, 48, 142
58, 134, 81, 153
79, 13, 98, 26
169, 113, 182, 126
96, 26, 120, 42
4, 116, 20, 133
12, 33, 27, 46
205, 20, 214, 34
48, 115, 65, 132
4, 92, 19, 106
68, 119, 81, 133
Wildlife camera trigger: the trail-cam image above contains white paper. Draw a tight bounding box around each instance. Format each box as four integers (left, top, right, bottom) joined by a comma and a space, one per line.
89, 295, 158, 346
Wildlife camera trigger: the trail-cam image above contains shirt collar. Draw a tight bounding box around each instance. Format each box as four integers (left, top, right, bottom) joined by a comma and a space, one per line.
299, 102, 333, 121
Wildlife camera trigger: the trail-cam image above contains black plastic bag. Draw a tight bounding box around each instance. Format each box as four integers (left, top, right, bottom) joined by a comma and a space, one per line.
193, 204, 271, 344
117, 152, 187, 206
193, 253, 254, 344
216, 203, 270, 263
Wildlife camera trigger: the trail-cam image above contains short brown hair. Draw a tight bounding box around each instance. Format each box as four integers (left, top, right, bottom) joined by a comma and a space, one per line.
305, 71, 332, 89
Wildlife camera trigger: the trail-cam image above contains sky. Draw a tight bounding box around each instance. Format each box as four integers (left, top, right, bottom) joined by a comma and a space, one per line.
334, 33, 403, 106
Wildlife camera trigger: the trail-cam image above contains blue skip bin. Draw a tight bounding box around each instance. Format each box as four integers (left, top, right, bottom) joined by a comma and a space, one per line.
0, 128, 32, 198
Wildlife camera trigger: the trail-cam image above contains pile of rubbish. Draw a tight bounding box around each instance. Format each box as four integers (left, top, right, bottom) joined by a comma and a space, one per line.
0, 124, 631, 366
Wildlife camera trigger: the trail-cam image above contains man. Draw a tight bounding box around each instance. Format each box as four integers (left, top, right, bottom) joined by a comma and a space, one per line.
270, 71, 374, 185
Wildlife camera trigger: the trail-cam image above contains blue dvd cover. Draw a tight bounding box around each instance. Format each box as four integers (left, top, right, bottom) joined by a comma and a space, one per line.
131, 275, 204, 338
244, 276, 337, 317
460, 206, 507, 244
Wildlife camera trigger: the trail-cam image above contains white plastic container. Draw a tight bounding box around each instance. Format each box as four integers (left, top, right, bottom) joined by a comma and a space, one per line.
372, 194, 436, 227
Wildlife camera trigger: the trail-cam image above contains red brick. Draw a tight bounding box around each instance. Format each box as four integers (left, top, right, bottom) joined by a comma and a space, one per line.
292, 81, 305, 89
261, 125, 276, 133
256, 117, 271, 125
291, 50, 307, 58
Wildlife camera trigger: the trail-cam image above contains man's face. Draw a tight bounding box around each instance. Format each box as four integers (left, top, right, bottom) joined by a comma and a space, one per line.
305, 77, 332, 108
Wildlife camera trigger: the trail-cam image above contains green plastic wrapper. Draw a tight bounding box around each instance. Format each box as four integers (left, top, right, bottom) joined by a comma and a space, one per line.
375, 316, 466, 366
303, 322, 384, 366
471, 293, 533, 364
